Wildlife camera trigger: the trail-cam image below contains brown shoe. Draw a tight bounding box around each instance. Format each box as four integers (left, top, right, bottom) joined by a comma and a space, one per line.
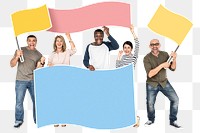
133, 116, 140, 128
61, 124, 66, 127
54, 124, 59, 127
133, 123, 139, 127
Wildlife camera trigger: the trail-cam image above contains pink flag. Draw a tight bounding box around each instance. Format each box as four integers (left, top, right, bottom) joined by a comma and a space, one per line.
48, 2, 130, 33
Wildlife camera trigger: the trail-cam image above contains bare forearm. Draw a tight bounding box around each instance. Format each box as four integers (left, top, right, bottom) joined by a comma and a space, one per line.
67, 34, 76, 49
117, 56, 121, 60
10, 56, 19, 67
148, 64, 163, 78
66, 33, 76, 49
70, 41, 75, 49
170, 59, 176, 70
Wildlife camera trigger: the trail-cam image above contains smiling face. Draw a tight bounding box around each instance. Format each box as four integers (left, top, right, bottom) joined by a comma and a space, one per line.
27, 36, 37, 50
56, 37, 64, 49
123, 44, 132, 55
123, 41, 133, 55
53, 36, 66, 52
94, 29, 104, 45
149, 39, 161, 55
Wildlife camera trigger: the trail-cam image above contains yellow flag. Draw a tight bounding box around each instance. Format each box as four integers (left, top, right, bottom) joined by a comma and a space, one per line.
148, 4, 192, 45
11, 5, 51, 36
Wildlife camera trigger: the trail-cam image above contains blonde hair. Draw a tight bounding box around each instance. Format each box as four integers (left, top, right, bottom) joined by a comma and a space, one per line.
53, 35, 66, 52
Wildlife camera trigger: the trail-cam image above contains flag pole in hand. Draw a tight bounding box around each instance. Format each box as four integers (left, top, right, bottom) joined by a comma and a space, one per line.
15, 37, 24, 62
167, 45, 179, 63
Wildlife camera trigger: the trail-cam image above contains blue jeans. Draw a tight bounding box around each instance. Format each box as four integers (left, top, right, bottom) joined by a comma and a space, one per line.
15, 80, 36, 123
146, 81, 179, 123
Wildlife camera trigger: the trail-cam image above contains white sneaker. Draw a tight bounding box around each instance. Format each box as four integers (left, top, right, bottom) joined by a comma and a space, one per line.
144, 120, 154, 127
14, 121, 23, 128
170, 121, 183, 129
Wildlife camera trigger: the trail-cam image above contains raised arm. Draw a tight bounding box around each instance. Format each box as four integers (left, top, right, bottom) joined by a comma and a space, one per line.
130, 25, 140, 67
103, 26, 119, 50
130, 25, 137, 39
66, 33, 76, 50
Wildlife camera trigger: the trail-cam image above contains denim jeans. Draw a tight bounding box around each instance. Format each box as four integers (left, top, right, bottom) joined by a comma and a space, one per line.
15, 80, 36, 123
146, 80, 179, 123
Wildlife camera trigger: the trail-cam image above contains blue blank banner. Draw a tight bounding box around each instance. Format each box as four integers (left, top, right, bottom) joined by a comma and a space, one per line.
34, 65, 135, 129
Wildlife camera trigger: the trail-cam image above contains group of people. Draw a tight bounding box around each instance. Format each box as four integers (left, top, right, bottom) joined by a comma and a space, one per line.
10, 25, 182, 129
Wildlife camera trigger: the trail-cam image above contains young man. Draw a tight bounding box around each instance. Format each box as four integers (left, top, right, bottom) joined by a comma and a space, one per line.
10, 35, 45, 128
83, 26, 119, 70
143, 39, 182, 128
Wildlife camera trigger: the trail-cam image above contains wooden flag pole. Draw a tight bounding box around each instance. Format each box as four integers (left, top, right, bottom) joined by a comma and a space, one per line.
167, 45, 180, 63
15, 37, 24, 62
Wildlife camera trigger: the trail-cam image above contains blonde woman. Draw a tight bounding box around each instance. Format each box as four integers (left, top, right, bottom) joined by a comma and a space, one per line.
48, 33, 76, 66
48, 33, 76, 127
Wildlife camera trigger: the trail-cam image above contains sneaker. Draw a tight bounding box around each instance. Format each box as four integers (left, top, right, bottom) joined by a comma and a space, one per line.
61, 124, 66, 127
14, 122, 23, 128
144, 120, 154, 126
170, 121, 183, 129
54, 124, 59, 127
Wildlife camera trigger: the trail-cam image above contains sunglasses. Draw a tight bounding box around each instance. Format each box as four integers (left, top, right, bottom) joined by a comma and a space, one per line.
150, 43, 159, 46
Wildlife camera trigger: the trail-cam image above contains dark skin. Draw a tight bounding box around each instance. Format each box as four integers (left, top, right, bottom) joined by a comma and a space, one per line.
88, 26, 110, 71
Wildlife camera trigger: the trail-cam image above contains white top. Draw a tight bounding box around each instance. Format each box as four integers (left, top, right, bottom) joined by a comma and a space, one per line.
88, 44, 110, 69
48, 49, 76, 65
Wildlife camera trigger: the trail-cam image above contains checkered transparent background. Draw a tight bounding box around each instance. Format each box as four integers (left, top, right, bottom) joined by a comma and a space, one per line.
0, 0, 200, 133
